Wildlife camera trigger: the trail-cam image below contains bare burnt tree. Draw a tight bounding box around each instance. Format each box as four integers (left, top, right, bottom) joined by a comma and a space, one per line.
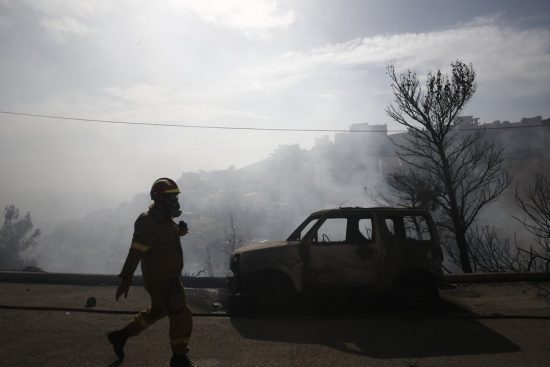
383, 169, 442, 210
514, 174, 550, 270
222, 214, 244, 275
365, 168, 441, 210
199, 215, 245, 277
224, 215, 243, 256
204, 214, 244, 277
184, 268, 206, 277
386, 61, 510, 273
204, 246, 216, 277
466, 226, 549, 272
466, 226, 523, 272
0, 205, 41, 270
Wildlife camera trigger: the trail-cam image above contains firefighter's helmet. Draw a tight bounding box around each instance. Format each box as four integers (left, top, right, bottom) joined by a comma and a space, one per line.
150, 178, 180, 200
150, 178, 182, 217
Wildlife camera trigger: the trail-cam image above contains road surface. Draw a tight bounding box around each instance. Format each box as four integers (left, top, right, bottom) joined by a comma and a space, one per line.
1, 281, 549, 367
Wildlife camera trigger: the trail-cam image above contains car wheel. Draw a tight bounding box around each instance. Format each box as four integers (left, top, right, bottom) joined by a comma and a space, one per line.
256, 275, 294, 314
398, 272, 439, 310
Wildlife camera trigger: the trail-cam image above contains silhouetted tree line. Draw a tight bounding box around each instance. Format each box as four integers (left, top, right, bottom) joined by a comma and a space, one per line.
0, 205, 41, 270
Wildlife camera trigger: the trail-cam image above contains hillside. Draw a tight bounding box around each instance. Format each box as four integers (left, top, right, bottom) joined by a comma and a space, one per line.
29, 117, 549, 275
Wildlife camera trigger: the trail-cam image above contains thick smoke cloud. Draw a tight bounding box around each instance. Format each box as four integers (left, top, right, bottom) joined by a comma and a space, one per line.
27, 125, 389, 275
24, 117, 550, 275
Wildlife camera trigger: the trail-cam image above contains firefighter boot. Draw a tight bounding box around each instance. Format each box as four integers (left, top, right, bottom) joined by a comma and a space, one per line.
170, 354, 195, 367
107, 327, 130, 360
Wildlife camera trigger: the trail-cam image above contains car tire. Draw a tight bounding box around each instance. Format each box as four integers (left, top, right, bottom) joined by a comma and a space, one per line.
398, 271, 439, 310
256, 274, 294, 314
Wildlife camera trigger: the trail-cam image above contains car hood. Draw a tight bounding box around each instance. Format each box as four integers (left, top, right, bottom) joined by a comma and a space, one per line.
234, 240, 297, 254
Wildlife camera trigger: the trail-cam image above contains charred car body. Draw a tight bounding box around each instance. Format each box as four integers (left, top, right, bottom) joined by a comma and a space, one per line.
229, 207, 443, 311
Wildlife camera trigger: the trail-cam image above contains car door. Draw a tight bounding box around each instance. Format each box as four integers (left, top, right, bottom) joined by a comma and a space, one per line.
306, 213, 380, 289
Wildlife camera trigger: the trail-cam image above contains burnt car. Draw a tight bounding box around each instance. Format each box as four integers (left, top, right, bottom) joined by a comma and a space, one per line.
229, 207, 443, 312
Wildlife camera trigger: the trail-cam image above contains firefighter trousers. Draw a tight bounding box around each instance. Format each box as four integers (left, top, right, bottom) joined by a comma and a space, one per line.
126, 278, 193, 355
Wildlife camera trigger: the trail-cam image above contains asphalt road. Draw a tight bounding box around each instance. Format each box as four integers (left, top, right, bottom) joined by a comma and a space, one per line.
1, 282, 550, 367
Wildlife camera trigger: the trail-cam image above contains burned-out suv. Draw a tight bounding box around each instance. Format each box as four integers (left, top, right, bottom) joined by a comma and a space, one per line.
229, 207, 443, 311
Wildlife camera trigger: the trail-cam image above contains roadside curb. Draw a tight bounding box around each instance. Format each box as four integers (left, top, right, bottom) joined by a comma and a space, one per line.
2, 303, 550, 321
1, 271, 548, 287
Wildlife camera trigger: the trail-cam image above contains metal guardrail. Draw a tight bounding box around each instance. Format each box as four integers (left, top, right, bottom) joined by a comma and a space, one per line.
0, 271, 227, 288
444, 272, 550, 283
0, 271, 549, 287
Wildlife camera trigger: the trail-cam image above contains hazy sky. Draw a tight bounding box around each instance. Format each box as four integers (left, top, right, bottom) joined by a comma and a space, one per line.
1, 0, 549, 222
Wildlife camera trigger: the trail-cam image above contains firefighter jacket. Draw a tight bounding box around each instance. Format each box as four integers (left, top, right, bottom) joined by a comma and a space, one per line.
119, 207, 184, 287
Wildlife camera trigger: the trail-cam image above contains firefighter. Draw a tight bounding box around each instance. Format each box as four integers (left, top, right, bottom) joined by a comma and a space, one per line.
107, 178, 194, 367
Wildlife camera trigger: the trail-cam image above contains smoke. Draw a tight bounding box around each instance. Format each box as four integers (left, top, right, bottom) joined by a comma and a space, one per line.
25, 118, 549, 275
28, 125, 387, 274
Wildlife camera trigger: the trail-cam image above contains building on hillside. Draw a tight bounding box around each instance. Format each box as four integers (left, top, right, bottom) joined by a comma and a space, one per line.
456, 115, 550, 161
